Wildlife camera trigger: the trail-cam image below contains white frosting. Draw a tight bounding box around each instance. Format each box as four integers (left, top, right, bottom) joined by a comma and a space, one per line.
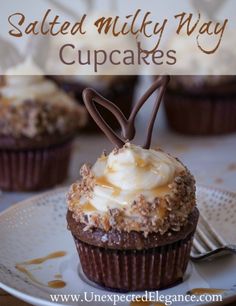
0, 58, 79, 109
1, 78, 58, 100
80, 144, 184, 212
105, 146, 177, 190
6, 57, 44, 76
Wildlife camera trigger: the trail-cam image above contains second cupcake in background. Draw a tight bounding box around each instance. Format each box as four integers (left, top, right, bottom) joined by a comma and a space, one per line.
67, 77, 199, 291
162, 33, 236, 135
0, 58, 87, 191
164, 75, 236, 135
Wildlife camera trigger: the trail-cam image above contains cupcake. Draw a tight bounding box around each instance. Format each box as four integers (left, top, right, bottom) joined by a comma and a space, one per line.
0, 59, 87, 191
162, 33, 236, 135
164, 76, 236, 135
67, 77, 199, 291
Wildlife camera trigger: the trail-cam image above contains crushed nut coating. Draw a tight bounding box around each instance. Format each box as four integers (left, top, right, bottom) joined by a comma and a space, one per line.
67, 160, 196, 236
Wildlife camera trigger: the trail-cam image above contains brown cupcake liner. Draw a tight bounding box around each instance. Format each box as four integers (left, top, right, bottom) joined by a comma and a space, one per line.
52, 77, 138, 133
0, 140, 72, 191
164, 92, 236, 135
73, 230, 194, 292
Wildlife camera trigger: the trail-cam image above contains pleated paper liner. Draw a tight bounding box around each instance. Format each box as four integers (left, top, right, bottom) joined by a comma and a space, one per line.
164, 92, 236, 135
0, 140, 72, 191
74, 228, 195, 292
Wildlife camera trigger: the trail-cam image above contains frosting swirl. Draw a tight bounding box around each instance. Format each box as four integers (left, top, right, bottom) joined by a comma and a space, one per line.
68, 144, 196, 235
1, 76, 58, 102
89, 144, 184, 212
2, 58, 67, 105
104, 144, 181, 190
0, 58, 87, 139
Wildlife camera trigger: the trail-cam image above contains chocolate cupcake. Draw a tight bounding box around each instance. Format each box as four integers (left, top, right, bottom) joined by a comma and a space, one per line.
66, 77, 199, 291
164, 76, 236, 135
162, 33, 236, 135
0, 59, 87, 191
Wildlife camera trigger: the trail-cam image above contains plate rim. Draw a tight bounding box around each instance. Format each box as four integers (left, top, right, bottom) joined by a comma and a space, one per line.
1, 184, 235, 220
0, 282, 65, 306
0, 187, 69, 306
0, 186, 68, 219
1, 185, 236, 306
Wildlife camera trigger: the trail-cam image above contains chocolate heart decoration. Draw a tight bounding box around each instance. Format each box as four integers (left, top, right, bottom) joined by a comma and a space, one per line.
83, 76, 170, 149
82, 89, 130, 148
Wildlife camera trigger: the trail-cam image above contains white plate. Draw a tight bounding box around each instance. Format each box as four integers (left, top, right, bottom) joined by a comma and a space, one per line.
1, 186, 236, 306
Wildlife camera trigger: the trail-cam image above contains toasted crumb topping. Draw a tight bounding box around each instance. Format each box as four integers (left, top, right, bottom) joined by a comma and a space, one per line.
67, 164, 95, 211
0, 97, 85, 138
67, 161, 196, 236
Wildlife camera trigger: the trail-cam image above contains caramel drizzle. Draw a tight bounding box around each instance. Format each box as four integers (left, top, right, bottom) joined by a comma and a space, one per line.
82, 202, 97, 212
96, 176, 121, 196
130, 301, 165, 306
83, 76, 170, 149
15, 264, 43, 287
130, 289, 225, 306
19, 251, 66, 265
15, 251, 67, 289
187, 288, 225, 295
95, 175, 170, 199
135, 156, 153, 171
47, 280, 66, 289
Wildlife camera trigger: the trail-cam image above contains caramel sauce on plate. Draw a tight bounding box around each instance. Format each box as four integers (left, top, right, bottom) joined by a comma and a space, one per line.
15, 251, 67, 289
187, 288, 225, 295
129, 288, 225, 306
131, 301, 165, 306
48, 280, 66, 289
96, 176, 121, 196
20, 251, 66, 265
15, 264, 43, 286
